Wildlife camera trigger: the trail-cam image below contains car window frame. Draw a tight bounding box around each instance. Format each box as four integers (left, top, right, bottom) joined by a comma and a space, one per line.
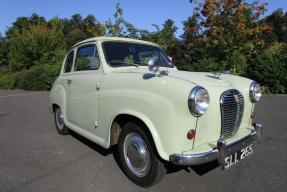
63, 50, 75, 73
74, 43, 101, 72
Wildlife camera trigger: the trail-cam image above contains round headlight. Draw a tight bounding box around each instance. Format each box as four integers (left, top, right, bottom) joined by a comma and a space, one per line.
188, 86, 210, 116
249, 81, 262, 103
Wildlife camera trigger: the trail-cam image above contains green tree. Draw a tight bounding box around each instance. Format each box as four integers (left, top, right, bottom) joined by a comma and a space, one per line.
156, 19, 178, 53
8, 23, 66, 72
265, 9, 287, 43
182, 15, 207, 69
158, 20, 184, 67
248, 49, 287, 94
187, 0, 271, 74
6, 13, 46, 38
0, 34, 8, 70
106, 3, 125, 36
105, 3, 146, 38
62, 14, 105, 47
82, 14, 106, 37
62, 14, 87, 47
123, 22, 145, 39
141, 20, 184, 66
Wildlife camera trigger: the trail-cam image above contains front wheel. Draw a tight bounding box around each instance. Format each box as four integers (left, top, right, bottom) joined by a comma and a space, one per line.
118, 122, 166, 187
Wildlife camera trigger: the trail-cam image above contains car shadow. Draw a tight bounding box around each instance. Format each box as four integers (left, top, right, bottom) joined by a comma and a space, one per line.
69, 130, 219, 176
190, 161, 220, 175
69, 130, 124, 173
69, 130, 114, 156
165, 160, 219, 176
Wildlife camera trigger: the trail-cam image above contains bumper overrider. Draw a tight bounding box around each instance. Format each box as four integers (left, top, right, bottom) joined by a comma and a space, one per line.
169, 123, 262, 166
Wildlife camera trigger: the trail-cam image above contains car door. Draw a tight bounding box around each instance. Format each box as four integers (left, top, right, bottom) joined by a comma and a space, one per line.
66, 43, 102, 132
60, 49, 75, 109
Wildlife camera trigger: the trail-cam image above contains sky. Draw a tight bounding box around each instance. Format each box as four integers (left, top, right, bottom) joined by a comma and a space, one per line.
0, 0, 286, 37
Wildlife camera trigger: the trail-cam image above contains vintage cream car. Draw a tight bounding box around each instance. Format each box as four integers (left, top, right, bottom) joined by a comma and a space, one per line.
49, 37, 262, 187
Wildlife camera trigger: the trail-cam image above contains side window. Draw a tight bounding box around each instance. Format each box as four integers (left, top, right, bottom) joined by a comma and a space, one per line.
64, 51, 74, 73
75, 45, 100, 71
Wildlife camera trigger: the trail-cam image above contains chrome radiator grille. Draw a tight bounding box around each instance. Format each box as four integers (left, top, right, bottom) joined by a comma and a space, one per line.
220, 89, 244, 138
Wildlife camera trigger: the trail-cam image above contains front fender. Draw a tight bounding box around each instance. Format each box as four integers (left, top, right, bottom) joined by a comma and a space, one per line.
99, 80, 198, 160
108, 109, 164, 158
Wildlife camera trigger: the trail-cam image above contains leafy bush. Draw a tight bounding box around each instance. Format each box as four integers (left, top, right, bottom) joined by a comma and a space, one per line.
8, 23, 66, 72
14, 63, 61, 91
0, 73, 15, 89
227, 51, 247, 76
248, 52, 287, 94
181, 57, 227, 72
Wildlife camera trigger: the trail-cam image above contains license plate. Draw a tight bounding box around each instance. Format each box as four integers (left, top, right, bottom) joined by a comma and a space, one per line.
224, 144, 254, 169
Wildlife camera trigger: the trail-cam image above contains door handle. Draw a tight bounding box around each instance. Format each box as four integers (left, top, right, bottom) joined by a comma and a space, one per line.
67, 79, 72, 84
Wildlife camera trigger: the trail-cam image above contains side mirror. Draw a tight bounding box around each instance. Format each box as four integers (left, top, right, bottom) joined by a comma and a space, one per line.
148, 57, 159, 72
168, 56, 173, 62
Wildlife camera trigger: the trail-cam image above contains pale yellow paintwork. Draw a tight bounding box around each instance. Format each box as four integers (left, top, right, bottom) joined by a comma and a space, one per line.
49, 37, 255, 161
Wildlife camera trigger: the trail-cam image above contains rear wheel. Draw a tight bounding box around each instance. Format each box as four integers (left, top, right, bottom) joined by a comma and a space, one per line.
54, 107, 69, 135
118, 122, 166, 187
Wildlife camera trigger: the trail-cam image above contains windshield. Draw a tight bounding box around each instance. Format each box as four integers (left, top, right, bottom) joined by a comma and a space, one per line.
102, 41, 174, 68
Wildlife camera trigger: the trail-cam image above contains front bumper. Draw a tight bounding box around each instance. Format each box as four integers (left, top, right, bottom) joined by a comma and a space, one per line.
169, 123, 262, 166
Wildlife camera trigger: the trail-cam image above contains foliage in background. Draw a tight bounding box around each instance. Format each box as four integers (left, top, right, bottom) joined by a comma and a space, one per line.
248, 48, 287, 94
184, 0, 271, 72
183, 0, 287, 93
0, 34, 8, 72
0, 1, 287, 93
0, 73, 15, 89
8, 23, 66, 72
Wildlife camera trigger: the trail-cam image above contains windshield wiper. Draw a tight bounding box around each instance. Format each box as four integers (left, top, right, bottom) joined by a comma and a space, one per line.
109, 60, 139, 68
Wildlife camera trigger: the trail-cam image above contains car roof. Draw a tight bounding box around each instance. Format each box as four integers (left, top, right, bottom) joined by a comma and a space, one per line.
71, 36, 158, 49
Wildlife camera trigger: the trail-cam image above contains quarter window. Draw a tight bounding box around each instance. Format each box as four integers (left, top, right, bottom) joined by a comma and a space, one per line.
64, 51, 74, 73
75, 45, 100, 71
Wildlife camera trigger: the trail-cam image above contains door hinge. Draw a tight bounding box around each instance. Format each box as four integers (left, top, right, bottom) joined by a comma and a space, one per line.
96, 82, 100, 90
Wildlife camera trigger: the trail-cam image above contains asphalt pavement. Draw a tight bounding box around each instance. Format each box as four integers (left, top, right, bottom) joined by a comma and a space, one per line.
0, 90, 286, 192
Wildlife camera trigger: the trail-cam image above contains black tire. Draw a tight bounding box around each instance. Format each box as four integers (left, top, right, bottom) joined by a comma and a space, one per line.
54, 107, 69, 135
118, 122, 166, 187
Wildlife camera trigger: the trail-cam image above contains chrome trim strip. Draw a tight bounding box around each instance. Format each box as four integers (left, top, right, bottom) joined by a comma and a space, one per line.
217, 138, 226, 166
254, 123, 262, 143
169, 123, 262, 166
169, 149, 219, 166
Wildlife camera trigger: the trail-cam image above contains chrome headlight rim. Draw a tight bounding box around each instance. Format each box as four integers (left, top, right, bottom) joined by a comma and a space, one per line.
249, 81, 262, 103
188, 86, 210, 117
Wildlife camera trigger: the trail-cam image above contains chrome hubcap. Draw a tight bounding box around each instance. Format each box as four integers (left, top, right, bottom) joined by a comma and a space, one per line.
55, 109, 64, 130
123, 133, 151, 177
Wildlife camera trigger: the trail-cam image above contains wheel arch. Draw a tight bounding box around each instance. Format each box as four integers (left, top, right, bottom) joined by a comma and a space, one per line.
49, 84, 67, 119
52, 103, 59, 112
109, 111, 168, 160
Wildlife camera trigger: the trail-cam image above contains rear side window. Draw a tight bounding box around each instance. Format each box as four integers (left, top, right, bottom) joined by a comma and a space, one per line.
75, 45, 100, 71
64, 51, 74, 73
